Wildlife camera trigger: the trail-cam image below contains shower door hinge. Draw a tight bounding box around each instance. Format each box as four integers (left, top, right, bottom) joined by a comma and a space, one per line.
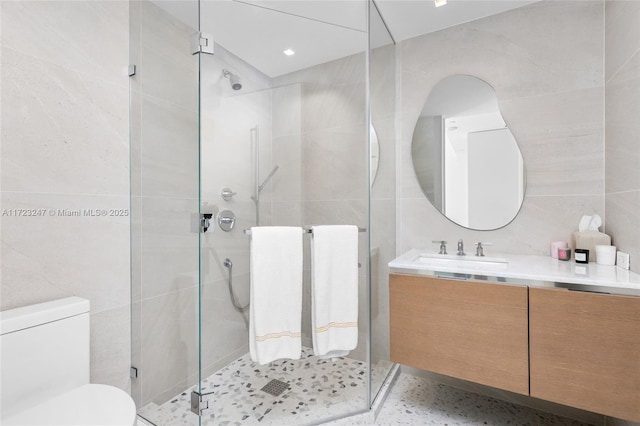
128, 64, 136, 77
130, 366, 138, 379
191, 32, 214, 55
190, 390, 215, 416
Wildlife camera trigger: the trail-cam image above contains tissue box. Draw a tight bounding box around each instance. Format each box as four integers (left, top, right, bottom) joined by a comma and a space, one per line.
572, 231, 611, 263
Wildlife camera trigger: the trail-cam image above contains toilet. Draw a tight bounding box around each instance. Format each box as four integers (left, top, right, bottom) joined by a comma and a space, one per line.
0, 297, 137, 425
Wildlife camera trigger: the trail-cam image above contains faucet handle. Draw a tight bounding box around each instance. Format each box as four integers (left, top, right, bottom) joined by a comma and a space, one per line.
432, 240, 448, 255
475, 242, 492, 256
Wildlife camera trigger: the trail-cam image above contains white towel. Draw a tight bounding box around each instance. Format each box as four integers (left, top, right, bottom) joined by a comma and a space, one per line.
310, 225, 359, 358
249, 226, 303, 365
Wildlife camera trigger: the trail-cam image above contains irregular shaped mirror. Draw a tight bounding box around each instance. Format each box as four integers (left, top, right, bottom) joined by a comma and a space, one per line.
412, 75, 525, 230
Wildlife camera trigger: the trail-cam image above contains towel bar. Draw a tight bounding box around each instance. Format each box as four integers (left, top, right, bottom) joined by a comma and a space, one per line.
243, 227, 366, 236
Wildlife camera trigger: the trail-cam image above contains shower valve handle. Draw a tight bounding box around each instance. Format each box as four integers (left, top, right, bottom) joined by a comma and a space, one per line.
221, 188, 237, 201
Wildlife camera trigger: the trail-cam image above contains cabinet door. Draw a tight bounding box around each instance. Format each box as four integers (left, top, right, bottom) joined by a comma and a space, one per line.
389, 274, 529, 395
530, 287, 640, 422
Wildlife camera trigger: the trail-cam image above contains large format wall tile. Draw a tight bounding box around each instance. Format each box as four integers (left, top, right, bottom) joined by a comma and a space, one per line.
139, 0, 198, 112
605, 52, 640, 194
605, 191, 640, 274
303, 125, 367, 201
274, 51, 366, 92
91, 305, 131, 392
139, 94, 198, 199
400, 0, 603, 102
199, 276, 249, 374
1, 1, 128, 87
605, 0, 640, 273
272, 135, 303, 202
271, 201, 302, 226
272, 84, 302, 138
1, 47, 129, 195
605, 0, 640, 82
500, 86, 604, 196
400, 194, 604, 257
1, 192, 130, 312
303, 199, 367, 229
302, 82, 366, 132
140, 196, 199, 300
140, 286, 199, 405
371, 45, 396, 121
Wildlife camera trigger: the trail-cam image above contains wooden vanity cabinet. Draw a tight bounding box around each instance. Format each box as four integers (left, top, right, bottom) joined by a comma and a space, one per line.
529, 287, 640, 422
389, 273, 530, 395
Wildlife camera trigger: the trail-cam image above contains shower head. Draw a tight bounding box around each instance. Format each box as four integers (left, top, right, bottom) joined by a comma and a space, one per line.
222, 69, 242, 91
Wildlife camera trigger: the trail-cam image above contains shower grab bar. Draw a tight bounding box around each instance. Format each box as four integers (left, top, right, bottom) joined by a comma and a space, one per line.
243, 227, 366, 236
250, 165, 280, 202
257, 165, 279, 192
251, 126, 260, 226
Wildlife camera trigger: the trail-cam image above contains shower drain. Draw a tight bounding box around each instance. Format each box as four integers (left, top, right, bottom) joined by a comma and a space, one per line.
260, 379, 289, 397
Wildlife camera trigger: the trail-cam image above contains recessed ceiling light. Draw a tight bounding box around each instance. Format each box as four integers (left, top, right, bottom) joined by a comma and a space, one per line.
434, 0, 447, 7
283, 49, 295, 56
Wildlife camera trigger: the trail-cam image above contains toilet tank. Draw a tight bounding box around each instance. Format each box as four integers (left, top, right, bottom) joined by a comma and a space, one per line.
0, 297, 91, 421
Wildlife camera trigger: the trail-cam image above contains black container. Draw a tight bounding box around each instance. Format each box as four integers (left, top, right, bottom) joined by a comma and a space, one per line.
575, 248, 589, 264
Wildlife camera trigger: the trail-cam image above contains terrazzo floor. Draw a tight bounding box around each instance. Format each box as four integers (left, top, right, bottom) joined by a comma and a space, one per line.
139, 356, 593, 426
371, 374, 592, 426
139, 347, 391, 426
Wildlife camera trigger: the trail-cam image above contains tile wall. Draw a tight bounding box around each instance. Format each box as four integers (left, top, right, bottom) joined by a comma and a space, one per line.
605, 0, 640, 275
397, 0, 605, 256
1, 0, 131, 391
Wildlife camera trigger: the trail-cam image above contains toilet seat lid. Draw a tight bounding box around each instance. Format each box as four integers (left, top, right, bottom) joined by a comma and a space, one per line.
4, 384, 136, 426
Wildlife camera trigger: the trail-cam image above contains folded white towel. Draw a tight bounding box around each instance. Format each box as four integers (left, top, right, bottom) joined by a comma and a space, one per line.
249, 226, 303, 365
310, 225, 359, 358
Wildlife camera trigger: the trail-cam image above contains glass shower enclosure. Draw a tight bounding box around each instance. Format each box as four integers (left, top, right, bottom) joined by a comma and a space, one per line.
130, 1, 396, 424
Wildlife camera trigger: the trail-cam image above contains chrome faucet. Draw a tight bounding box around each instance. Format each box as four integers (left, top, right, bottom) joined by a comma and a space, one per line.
475, 242, 492, 257
432, 240, 448, 255
457, 239, 465, 256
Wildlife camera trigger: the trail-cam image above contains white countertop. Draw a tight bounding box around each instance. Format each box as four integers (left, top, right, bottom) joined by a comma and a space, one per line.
389, 249, 640, 294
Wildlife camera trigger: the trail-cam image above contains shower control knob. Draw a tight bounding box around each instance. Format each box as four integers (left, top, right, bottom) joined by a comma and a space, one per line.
218, 210, 236, 232
221, 188, 236, 201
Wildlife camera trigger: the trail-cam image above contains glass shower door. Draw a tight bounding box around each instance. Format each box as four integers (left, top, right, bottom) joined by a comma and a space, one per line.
196, 1, 373, 424
368, 0, 398, 405
130, 0, 396, 423
130, 1, 201, 425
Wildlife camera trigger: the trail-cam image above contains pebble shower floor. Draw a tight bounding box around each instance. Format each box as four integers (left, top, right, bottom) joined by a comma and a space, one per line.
139, 347, 391, 425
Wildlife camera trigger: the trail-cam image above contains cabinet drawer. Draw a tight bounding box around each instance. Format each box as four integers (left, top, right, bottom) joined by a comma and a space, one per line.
530, 287, 640, 422
390, 274, 529, 395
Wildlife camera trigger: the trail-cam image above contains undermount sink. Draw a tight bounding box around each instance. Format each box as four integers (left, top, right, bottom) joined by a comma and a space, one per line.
415, 253, 508, 266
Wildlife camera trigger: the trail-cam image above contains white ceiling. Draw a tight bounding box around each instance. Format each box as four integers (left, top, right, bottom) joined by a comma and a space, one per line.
374, 0, 541, 42
153, 0, 542, 77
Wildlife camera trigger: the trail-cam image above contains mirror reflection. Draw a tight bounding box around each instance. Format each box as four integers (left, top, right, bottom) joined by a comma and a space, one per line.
412, 75, 525, 230
370, 124, 380, 188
